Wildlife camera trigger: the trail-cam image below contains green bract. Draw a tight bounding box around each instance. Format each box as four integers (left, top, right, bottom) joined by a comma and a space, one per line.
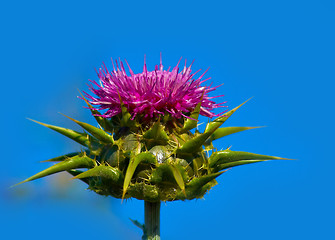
18, 97, 285, 202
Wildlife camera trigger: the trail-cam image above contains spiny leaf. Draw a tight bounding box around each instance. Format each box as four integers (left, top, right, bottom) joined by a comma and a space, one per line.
207, 126, 262, 142
73, 165, 123, 184
203, 126, 260, 150
209, 149, 287, 168
196, 179, 219, 199
149, 164, 169, 183
184, 171, 224, 199
176, 101, 250, 155
169, 164, 186, 196
41, 152, 81, 162
79, 91, 114, 132
143, 119, 169, 144
176, 131, 213, 155
28, 118, 97, 148
216, 160, 268, 171
175, 171, 225, 200
204, 99, 251, 134
186, 171, 224, 190
60, 113, 114, 144
122, 152, 157, 199
14, 154, 96, 186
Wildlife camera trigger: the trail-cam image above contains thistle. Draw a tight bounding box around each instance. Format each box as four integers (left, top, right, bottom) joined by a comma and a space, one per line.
19, 57, 285, 240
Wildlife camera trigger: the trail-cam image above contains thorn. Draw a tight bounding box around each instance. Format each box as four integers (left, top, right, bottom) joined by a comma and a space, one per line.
26, 118, 48, 127
58, 112, 79, 124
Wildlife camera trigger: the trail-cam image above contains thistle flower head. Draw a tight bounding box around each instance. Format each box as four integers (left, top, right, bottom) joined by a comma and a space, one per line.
85, 57, 226, 121
19, 55, 285, 240
19, 55, 284, 205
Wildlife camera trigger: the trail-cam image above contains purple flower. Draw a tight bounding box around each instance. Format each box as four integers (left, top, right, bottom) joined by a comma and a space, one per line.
85, 57, 226, 121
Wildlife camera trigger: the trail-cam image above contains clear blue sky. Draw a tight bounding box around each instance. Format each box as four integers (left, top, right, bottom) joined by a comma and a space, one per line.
1, 0, 334, 239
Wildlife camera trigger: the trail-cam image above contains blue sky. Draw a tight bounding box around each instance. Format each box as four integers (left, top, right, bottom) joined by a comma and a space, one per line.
1, 0, 334, 239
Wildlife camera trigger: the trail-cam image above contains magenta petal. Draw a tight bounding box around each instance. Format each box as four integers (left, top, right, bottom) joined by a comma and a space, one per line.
85, 57, 226, 120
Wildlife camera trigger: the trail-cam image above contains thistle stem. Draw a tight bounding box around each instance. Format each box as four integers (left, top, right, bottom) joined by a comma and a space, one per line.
144, 201, 160, 240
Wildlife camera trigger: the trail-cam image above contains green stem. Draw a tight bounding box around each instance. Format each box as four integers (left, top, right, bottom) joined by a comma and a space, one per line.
144, 201, 160, 240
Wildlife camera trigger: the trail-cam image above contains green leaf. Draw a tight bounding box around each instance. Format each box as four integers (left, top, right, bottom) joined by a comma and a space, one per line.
14, 154, 96, 186
73, 165, 123, 184
216, 160, 267, 171
208, 126, 261, 142
122, 152, 157, 199
203, 126, 260, 150
176, 131, 213, 155
176, 100, 250, 155
143, 120, 169, 146
209, 149, 288, 171
149, 164, 168, 184
186, 171, 224, 190
204, 99, 251, 134
169, 164, 186, 196
78, 91, 114, 132
175, 171, 225, 200
41, 152, 81, 162
28, 118, 97, 148
61, 113, 114, 144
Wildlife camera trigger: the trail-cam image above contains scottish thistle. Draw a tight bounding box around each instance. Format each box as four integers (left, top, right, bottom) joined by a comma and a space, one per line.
19, 57, 285, 240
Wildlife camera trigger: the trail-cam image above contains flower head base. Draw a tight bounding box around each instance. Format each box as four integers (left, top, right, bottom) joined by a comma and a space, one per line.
85, 57, 226, 122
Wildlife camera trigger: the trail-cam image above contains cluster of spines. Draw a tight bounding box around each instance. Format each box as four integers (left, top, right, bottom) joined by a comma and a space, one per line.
17, 95, 286, 202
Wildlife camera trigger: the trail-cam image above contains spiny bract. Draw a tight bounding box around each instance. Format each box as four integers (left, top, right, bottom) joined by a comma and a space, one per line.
19, 58, 285, 202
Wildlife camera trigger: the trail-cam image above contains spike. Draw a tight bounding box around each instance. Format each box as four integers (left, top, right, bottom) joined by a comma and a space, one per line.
176, 101, 251, 155
78, 90, 114, 132
27, 118, 98, 148
204, 99, 251, 134
143, 119, 169, 148
40, 152, 81, 162
60, 113, 114, 144
208, 126, 262, 142
216, 160, 267, 171
187, 172, 224, 189
209, 150, 289, 170
122, 152, 157, 199
176, 130, 213, 155
14, 154, 96, 186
